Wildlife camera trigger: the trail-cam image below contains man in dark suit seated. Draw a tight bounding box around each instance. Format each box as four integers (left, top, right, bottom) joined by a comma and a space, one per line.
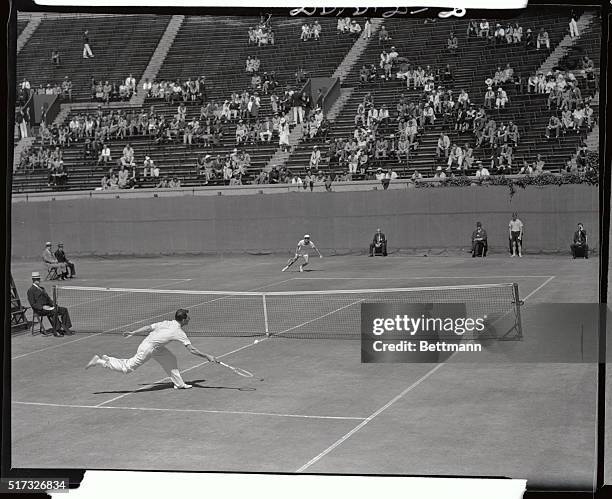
570, 223, 588, 259
54, 242, 76, 278
369, 228, 388, 256
27, 271, 74, 337
471, 222, 488, 257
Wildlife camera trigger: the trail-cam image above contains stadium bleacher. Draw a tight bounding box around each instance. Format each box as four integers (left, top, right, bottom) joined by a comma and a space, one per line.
12, 10, 600, 193
16, 14, 171, 101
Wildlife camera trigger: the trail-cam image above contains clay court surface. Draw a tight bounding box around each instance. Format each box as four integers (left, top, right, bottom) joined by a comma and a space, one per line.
10, 254, 599, 489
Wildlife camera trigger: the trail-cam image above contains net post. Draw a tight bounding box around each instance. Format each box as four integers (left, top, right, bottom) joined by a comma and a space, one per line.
52, 285, 59, 333
262, 294, 269, 336
512, 283, 523, 340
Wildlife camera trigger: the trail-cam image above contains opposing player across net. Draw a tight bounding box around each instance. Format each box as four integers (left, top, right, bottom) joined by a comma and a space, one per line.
54, 283, 523, 340
282, 234, 323, 272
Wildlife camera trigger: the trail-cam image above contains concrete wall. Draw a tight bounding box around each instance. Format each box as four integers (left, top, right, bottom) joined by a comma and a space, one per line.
10, 185, 598, 258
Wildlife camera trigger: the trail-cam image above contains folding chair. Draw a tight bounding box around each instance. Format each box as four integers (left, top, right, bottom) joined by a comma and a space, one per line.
31, 310, 51, 336
45, 266, 59, 280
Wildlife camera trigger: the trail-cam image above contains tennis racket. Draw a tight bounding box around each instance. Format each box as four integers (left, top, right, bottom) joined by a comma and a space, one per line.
218, 361, 254, 378
282, 254, 299, 272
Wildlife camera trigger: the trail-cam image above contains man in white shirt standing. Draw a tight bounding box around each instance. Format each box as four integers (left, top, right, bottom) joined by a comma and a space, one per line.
86, 309, 217, 390
508, 212, 524, 257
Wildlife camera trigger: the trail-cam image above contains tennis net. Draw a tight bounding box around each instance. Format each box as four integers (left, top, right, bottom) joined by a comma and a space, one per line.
54, 283, 522, 340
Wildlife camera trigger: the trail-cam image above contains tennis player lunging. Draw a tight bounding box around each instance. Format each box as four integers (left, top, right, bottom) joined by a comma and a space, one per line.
85, 309, 218, 390
282, 234, 322, 272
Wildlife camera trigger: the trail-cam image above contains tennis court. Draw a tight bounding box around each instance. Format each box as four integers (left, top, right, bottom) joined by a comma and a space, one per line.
10, 254, 598, 489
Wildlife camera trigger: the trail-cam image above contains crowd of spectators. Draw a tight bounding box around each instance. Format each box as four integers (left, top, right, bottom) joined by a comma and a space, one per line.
17, 76, 73, 107
248, 16, 275, 46
143, 76, 208, 103
300, 21, 322, 41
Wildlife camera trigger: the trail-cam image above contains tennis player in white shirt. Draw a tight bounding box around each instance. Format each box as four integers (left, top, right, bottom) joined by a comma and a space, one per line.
282, 234, 323, 272
86, 309, 217, 389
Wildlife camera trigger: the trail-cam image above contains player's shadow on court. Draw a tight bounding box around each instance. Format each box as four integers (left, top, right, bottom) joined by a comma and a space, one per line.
93, 379, 255, 394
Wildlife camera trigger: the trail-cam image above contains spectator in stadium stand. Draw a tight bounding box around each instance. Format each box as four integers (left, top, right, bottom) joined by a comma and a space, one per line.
295, 67, 308, 86
466, 20, 478, 40
117, 165, 129, 188
536, 28, 550, 51
471, 222, 488, 257
269, 166, 280, 184
51, 49, 61, 68
349, 20, 362, 39
569, 10, 579, 38
324, 175, 333, 192
82, 30, 94, 58
512, 23, 523, 43
254, 170, 269, 184
97, 144, 111, 166
312, 21, 321, 40
447, 31, 458, 54
545, 115, 562, 139
493, 24, 505, 46
564, 157, 579, 174
156, 177, 169, 189
27, 271, 73, 336
519, 159, 533, 175
433, 166, 447, 182
411, 170, 423, 182
478, 20, 490, 38
379, 25, 390, 44
475, 161, 490, 179
362, 18, 372, 39
534, 154, 545, 175
513, 71, 524, 93
60, 76, 73, 101
309, 145, 321, 169
525, 29, 535, 50
54, 243, 76, 278
436, 132, 451, 159
15, 106, 28, 139
580, 55, 596, 89
303, 170, 315, 191
100, 173, 110, 190
571, 223, 588, 258
495, 87, 509, 110
125, 73, 137, 96
169, 178, 181, 189
484, 86, 495, 109
143, 156, 158, 177
507, 121, 520, 147
447, 143, 463, 171
142, 78, 152, 98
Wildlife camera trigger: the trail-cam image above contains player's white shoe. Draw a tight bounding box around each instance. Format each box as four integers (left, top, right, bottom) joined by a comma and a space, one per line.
174, 384, 192, 390
281, 266, 289, 272
299, 265, 303, 272
86, 355, 100, 369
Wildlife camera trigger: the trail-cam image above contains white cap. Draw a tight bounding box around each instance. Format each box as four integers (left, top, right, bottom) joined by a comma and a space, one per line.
304, 234, 310, 239
45, 242, 51, 246
31, 271, 41, 279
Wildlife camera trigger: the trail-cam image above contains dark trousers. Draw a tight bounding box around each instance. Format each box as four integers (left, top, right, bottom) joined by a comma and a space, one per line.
571, 243, 588, 258
65, 261, 76, 277
472, 240, 487, 257
370, 242, 387, 256
509, 231, 522, 254
37, 306, 72, 332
